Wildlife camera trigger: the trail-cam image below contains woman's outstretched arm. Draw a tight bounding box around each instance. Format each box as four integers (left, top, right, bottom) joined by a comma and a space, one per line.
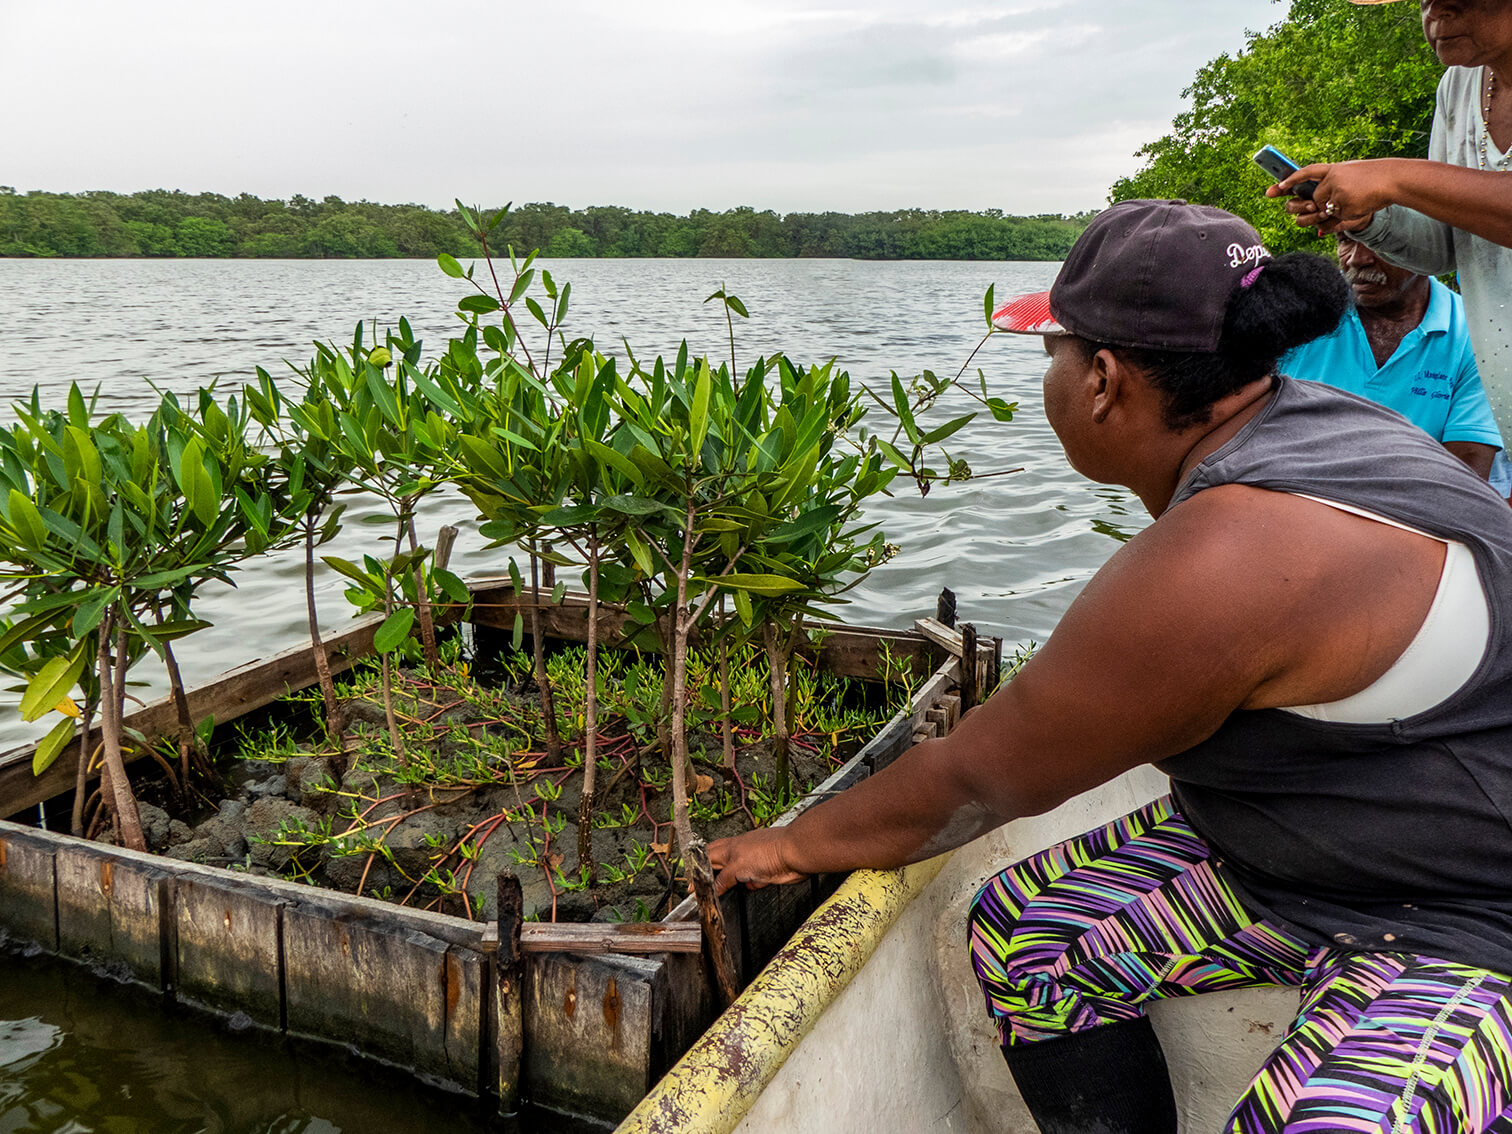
709, 486, 1445, 894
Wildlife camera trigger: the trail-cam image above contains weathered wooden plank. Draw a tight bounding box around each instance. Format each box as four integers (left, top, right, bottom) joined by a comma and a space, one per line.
914, 616, 965, 657
54, 842, 170, 989
282, 891, 451, 1077
173, 872, 285, 1028
938, 693, 962, 729
0, 613, 386, 818
443, 944, 489, 1094
649, 951, 719, 1084
496, 873, 524, 1114
0, 825, 56, 950
740, 874, 820, 977
483, 920, 704, 955
525, 951, 659, 1122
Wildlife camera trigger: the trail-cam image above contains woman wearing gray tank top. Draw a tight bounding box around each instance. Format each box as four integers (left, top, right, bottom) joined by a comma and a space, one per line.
712, 200, 1512, 1133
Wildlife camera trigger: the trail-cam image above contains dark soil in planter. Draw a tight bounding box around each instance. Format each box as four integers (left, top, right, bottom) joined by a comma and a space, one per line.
140, 640, 897, 924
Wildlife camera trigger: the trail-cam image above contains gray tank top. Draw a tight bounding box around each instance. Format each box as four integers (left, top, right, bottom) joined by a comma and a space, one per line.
1158, 376, 1512, 973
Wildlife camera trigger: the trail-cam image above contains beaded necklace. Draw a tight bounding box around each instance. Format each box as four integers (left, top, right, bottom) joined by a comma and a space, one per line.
1479, 67, 1512, 171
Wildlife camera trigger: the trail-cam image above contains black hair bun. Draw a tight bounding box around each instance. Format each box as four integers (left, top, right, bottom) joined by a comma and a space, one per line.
1225, 251, 1351, 362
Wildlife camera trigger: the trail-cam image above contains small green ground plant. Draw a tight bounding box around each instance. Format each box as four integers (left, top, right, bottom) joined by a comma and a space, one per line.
215, 638, 903, 921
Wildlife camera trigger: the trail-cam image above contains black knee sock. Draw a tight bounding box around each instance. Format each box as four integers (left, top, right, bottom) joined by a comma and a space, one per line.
1000, 1016, 1178, 1134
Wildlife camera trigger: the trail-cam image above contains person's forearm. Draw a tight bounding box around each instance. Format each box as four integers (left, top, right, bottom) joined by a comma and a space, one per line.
780, 733, 1010, 875
1385, 159, 1512, 250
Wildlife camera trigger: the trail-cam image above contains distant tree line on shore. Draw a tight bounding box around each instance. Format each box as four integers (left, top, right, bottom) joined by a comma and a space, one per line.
1111, 0, 1439, 253
0, 188, 1093, 261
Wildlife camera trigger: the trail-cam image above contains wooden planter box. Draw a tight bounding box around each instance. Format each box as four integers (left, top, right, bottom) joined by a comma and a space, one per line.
0, 581, 999, 1125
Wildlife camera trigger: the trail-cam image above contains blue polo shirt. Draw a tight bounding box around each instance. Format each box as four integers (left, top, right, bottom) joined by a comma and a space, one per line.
1280, 278, 1504, 449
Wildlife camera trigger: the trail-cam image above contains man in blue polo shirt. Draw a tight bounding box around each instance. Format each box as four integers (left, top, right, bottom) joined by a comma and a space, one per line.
1281, 233, 1504, 484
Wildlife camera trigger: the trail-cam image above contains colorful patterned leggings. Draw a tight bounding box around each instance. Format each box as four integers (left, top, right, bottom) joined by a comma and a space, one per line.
968, 795, 1512, 1133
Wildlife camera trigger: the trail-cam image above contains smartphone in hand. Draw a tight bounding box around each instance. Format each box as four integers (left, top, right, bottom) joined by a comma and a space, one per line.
1253, 145, 1318, 200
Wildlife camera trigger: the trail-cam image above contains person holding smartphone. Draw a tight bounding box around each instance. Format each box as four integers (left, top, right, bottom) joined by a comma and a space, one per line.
1268, 0, 1512, 480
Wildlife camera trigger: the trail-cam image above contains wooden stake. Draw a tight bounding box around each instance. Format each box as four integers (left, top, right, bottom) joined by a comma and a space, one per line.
686, 839, 741, 1010
495, 873, 525, 1115
936, 587, 957, 629
960, 623, 979, 714
434, 524, 459, 571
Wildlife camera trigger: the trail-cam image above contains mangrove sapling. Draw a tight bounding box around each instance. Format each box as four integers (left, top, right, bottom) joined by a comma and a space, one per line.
442, 318, 576, 770
0, 385, 276, 849
245, 367, 357, 748
283, 329, 475, 758
714, 354, 898, 793
540, 350, 646, 880
867, 287, 1020, 495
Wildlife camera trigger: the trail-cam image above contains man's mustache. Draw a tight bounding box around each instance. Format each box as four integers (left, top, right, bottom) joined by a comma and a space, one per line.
1344, 266, 1389, 287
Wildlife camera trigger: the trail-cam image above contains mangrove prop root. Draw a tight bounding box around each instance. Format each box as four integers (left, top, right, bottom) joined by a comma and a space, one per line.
145, 745, 184, 804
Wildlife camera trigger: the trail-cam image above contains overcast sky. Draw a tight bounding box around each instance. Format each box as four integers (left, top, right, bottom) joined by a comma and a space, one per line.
3, 0, 1287, 216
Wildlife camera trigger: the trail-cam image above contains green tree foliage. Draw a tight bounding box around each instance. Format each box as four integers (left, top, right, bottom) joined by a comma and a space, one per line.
1110, 0, 1441, 251
0, 188, 1090, 261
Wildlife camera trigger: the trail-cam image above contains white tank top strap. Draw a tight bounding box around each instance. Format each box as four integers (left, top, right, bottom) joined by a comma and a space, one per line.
1280, 494, 1489, 724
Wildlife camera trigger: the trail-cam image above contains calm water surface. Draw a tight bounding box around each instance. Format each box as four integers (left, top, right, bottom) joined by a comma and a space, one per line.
0, 258, 1147, 1131
0, 951, 594, 1133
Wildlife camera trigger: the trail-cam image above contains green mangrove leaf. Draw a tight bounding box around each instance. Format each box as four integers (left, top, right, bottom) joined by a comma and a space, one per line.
20, 648, 88, 723
373, 608, 415, 654
986, 398, 1017, 422
584, 439, 641, 487
438, 253, 465, 279
539, 505, 596, 527
922, 413, 976, 445
714, 573, 805, 597
6, 490, 47, 548
0, 611, 61, 657
33, 716, 75, 777
624, 529, 654, 577
890, 374, 920, 444
432, 568, 470, 604
601, 494, 664, 517
142, 619, 212, 645
321, 556, 384, 596
459, 294, 501, 315
690, 360, 711, 456
71, 595, 111, 641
